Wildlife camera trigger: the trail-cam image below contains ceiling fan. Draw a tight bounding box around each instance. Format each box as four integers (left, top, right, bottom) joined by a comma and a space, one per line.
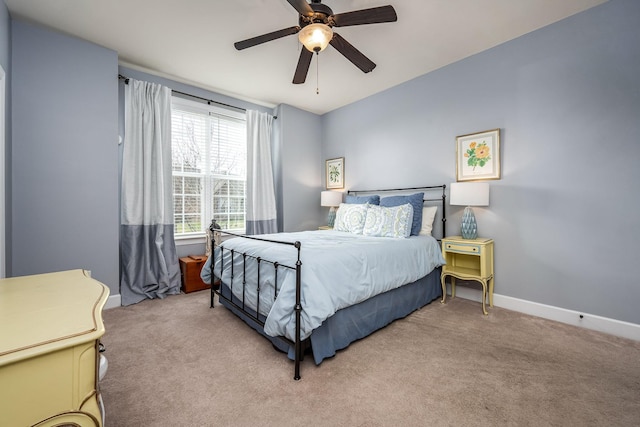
234, 0, 398, 84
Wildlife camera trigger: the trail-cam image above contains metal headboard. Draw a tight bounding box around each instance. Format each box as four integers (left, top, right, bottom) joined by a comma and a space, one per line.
347, 185, 447, 240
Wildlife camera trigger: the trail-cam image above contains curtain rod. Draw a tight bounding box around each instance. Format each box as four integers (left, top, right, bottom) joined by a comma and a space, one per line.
118, 74, 277, 119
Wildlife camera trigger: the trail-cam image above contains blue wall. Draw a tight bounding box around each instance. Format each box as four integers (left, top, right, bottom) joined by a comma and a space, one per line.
275, 103, 323, 232
0, 2, 8, 69
11, 20, 119, 291
322, 0, 640, 324
0, 1, 9, 277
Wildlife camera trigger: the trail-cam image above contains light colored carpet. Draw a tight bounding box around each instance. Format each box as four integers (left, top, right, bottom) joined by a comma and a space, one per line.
100, 291, 640, 427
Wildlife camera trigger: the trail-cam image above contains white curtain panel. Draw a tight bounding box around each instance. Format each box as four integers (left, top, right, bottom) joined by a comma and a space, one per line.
246, 110, 277, 235
120, 79, 181, 306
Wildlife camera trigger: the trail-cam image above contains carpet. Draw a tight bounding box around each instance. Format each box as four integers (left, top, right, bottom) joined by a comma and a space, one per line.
100, 291, 640, 426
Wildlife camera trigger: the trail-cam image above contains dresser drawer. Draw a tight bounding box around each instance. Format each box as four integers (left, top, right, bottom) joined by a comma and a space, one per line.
444, 242, 481, 255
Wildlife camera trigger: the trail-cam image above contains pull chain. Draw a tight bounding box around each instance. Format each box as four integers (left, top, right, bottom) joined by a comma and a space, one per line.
316, 52, 320, 95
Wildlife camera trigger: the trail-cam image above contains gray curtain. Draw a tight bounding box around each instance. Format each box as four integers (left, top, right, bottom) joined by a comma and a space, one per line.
246, 110, 277, 235
120, 79, 181, 306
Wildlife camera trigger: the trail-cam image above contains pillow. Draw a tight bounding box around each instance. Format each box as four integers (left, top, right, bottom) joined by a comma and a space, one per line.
419, 206, 438, 236
345, 195, 380, 205
362, 204, 413, 238
379, 192, 424, 236
333, 203, 369, 234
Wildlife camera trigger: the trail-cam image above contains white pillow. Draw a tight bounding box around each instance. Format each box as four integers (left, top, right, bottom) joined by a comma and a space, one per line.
362, 203, 413, 238
419, 206, 438, 236
334, 203, 369, 234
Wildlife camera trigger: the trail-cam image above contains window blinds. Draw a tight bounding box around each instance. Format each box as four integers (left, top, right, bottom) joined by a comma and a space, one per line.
171, 97, 247, 234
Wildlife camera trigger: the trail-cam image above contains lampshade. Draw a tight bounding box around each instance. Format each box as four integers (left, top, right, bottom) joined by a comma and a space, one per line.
450, 182, 490, 207
450, 182, 490, 239
321, 190, 342, 207
298, 23, 333, 53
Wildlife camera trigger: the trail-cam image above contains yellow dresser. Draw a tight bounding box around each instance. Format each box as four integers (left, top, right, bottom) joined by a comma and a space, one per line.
0, 270, 109, 427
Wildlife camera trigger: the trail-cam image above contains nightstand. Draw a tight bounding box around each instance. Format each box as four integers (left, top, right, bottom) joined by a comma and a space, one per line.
179, 255, 210, 293
440, 236, 494, 315
318, 225, 333, 230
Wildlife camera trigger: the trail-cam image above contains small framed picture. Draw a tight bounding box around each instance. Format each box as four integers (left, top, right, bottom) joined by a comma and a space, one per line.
326, 157, 344, 189
456, 129, 501, 181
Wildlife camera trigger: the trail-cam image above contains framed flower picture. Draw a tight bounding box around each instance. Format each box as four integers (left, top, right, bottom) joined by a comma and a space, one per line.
326, 157, 344, 189
456, 129, 501, 181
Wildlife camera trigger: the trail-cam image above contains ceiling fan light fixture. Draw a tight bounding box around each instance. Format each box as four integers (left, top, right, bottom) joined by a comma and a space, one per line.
298, 23, 333, 53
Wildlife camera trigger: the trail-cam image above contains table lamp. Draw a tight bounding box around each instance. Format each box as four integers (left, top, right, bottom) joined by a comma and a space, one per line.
321, 191, 342, 227
450, 182, 490, 239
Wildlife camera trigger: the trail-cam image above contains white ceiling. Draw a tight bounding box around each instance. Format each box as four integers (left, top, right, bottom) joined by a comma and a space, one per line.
5, 0, 607, 115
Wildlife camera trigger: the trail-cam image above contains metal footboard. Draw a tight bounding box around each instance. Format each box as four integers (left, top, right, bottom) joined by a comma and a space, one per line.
209, 231, 304, 380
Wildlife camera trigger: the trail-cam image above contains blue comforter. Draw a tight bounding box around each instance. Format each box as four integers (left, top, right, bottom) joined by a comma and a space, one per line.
202, 230, 445, 341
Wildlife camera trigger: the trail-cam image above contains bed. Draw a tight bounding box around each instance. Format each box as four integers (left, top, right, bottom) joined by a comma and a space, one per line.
203, 185, 447, 380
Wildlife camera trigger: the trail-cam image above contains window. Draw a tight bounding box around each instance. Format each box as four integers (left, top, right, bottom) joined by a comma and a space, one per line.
171, 96, 247, 237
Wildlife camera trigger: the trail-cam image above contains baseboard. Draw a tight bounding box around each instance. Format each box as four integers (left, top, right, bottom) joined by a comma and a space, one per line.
448, 286, 640, 342
104, 294, 121, 309
105, 286, 640, 341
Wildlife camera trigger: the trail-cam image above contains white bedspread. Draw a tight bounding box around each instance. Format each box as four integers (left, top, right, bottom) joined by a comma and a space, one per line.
209, 230, 445, 341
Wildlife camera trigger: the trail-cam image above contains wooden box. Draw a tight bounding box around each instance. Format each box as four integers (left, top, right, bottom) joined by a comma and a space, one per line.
179, 255, 210, 293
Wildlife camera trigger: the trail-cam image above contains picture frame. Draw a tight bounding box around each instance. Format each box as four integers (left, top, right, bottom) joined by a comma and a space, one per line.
325, 157, 344, 189
456, 128, 501, 181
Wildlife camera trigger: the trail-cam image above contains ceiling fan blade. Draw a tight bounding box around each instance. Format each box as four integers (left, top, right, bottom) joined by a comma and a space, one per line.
293, 48, 313, 84
234, 26, 300, 50
329, 33, 376, 73
331, 5, 397, 27
286, 0, 314, 17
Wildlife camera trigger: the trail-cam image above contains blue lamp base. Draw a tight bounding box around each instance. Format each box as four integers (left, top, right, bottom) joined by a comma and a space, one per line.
460, 206, 478, 239
327, 207, 337, 228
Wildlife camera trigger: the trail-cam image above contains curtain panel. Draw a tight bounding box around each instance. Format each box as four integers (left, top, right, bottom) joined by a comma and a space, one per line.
246, 110, 277, 235
120, 79, 181, 306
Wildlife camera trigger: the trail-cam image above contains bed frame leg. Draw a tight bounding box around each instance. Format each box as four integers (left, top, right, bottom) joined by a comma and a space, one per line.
210, 286, 215, 308
294, 251, 302, 380
294, 300, 302, 380
294, 321, 301, 381
214, 262, 216, 308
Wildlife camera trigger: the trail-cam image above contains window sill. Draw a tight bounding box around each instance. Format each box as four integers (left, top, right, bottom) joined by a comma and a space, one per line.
174, 234, 206, 246
174, 230, 246, 247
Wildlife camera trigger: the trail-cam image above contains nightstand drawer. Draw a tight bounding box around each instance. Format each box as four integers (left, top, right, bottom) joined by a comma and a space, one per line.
444, 242, 481, 255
